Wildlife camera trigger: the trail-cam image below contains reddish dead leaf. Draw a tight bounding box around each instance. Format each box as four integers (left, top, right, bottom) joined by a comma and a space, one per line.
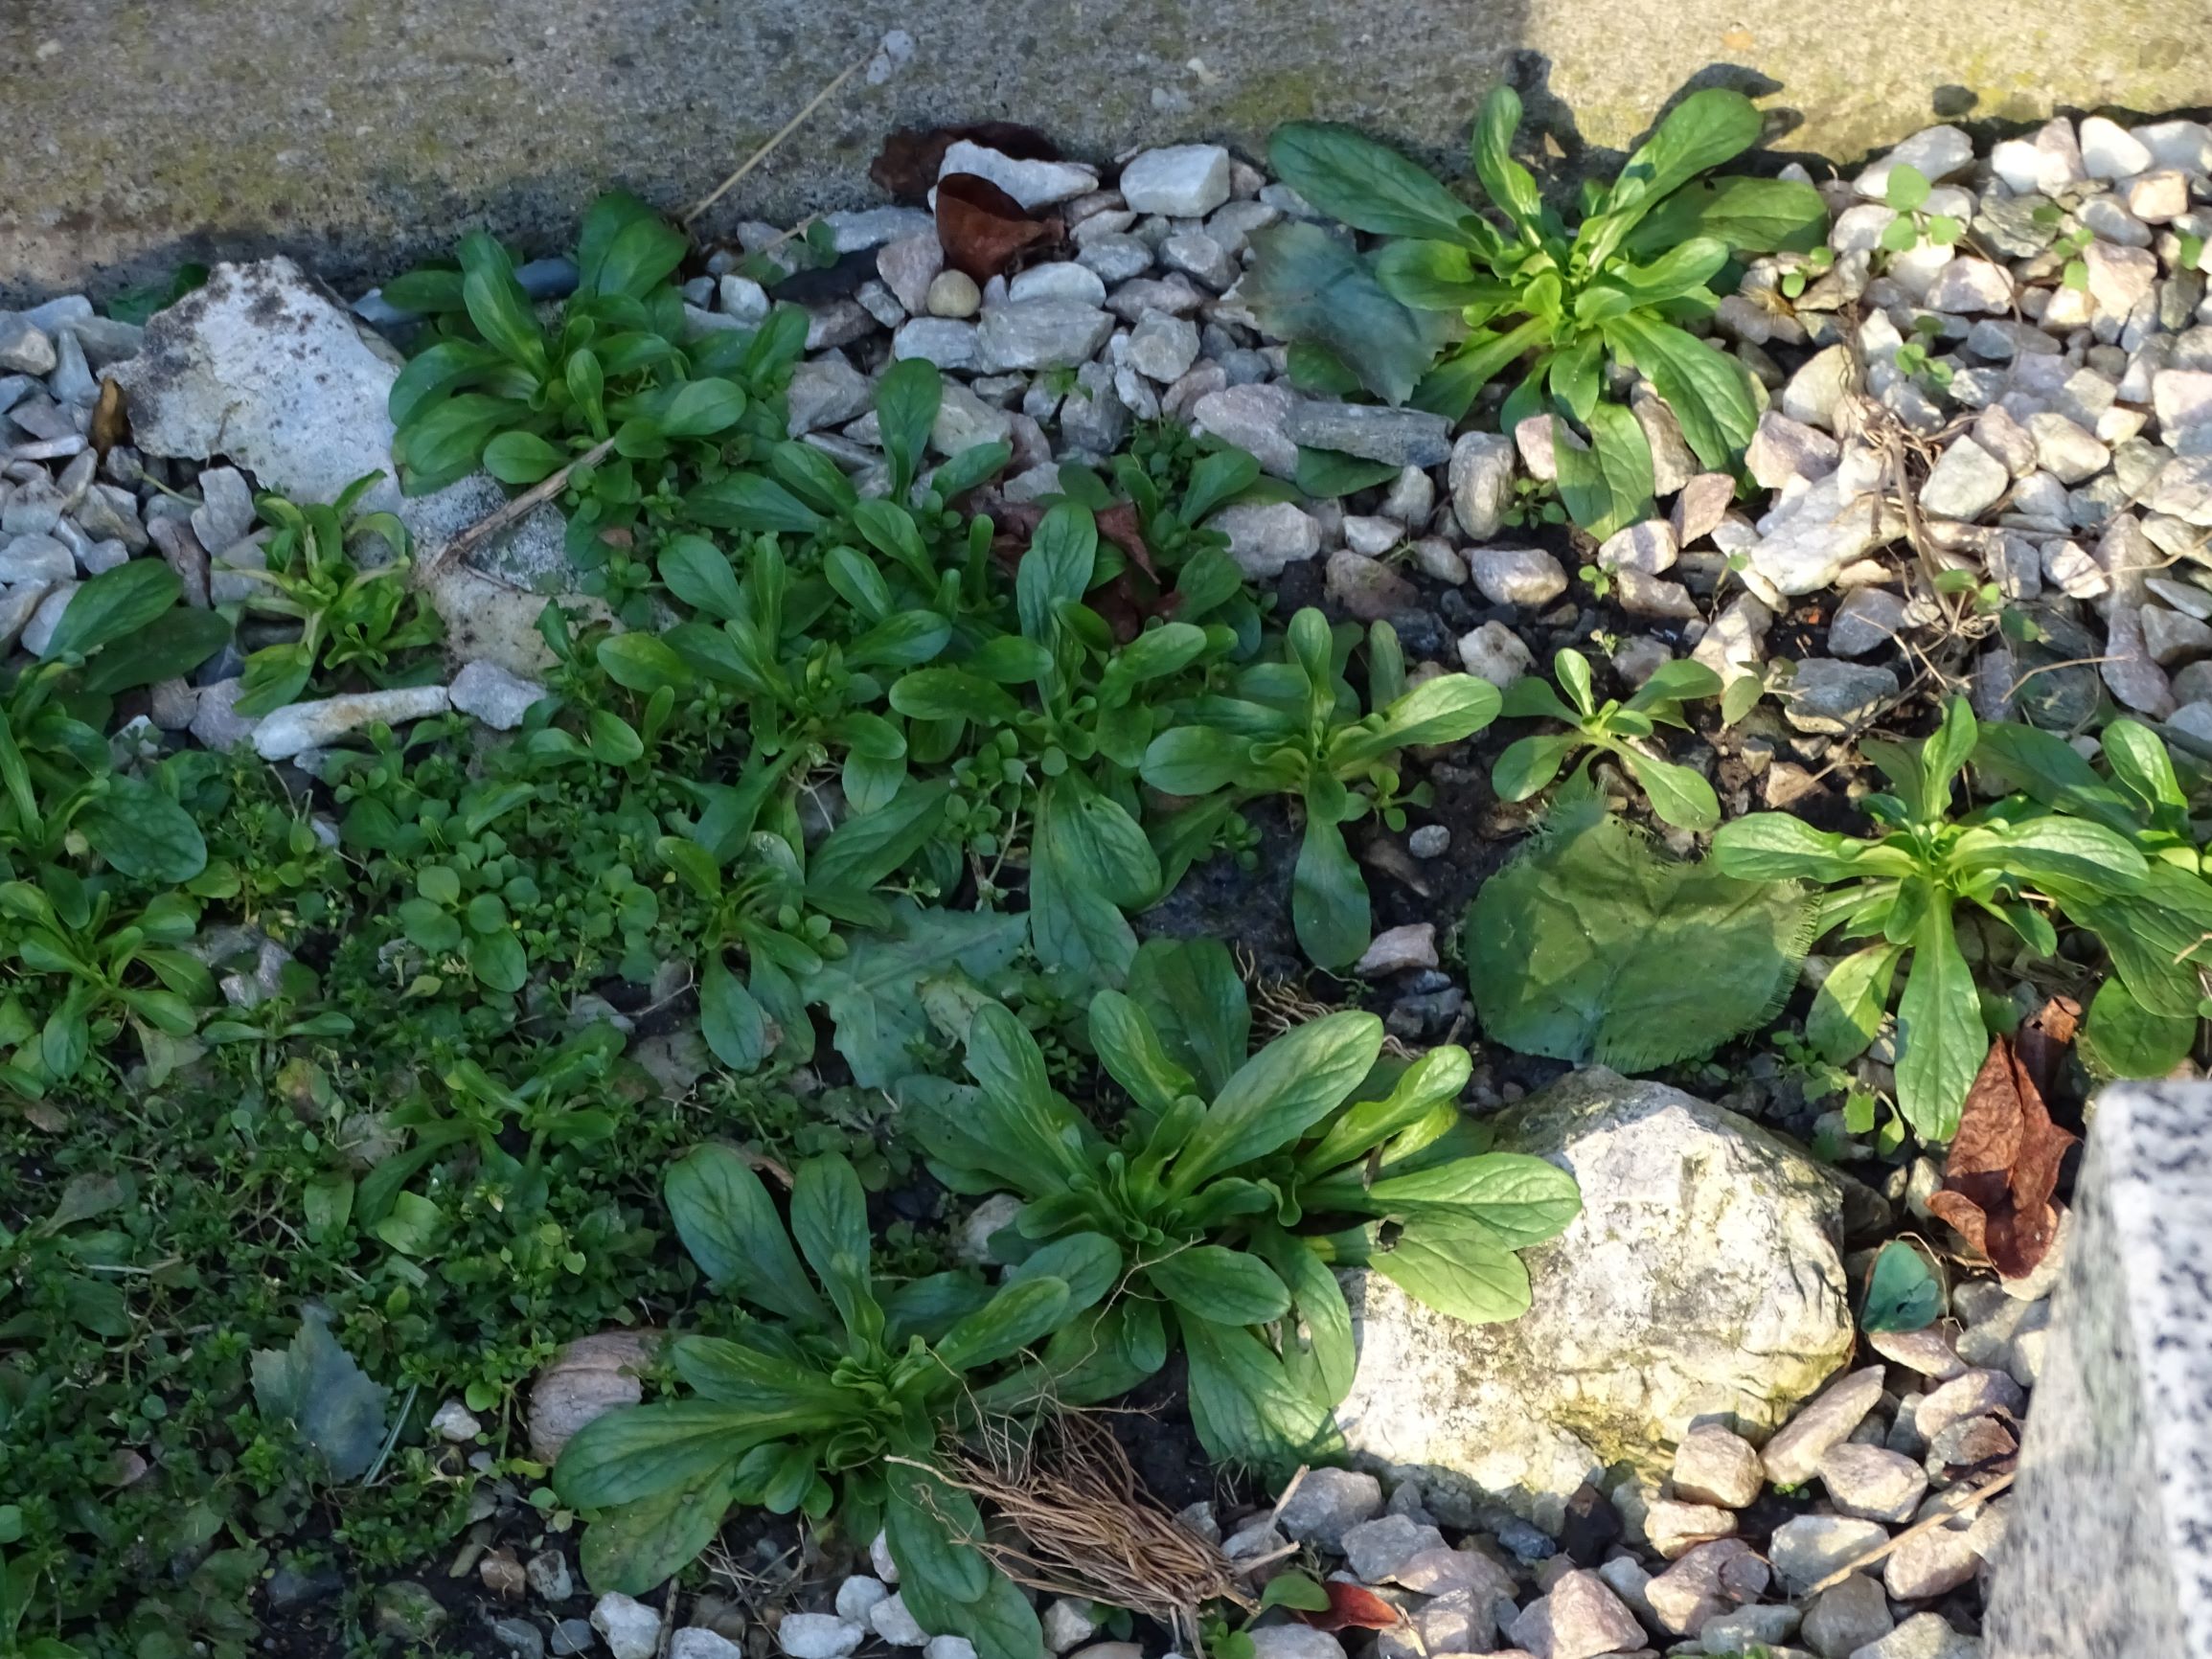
1094, 501, 1160, 581
1925, 1028, 2078, 1279
1297, 1581, 1404, 1632
936, 173, 1064, 283
980, 493, 1178, 642
872, 123, 1060, 200
2013, 993, 2080, 1102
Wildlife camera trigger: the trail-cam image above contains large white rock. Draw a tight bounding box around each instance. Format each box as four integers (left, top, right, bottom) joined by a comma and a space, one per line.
1332, 1070, 1855, 1530
110, 258, 569, 600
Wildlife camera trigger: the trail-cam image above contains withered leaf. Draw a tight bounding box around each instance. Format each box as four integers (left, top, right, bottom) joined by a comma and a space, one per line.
979, 494, 1174, 643
2013, 992, 2080, 1102
1925, 1026, 2078, 1280
872, 123, 1060, 200
1094, 501, 1159, 581
1299, 1580, 1404, 1631
91, 377, 129, 457
936, 173, 1063, 283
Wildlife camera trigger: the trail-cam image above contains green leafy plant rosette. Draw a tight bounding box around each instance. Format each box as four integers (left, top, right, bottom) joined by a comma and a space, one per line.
555, 1148, 1113, 1658
909, 939, 1581, 1473
1493, 649, 1724, 830
1711, 697, 2155, 1140
223, 471, 442, 717
1141, 609, 1501, 967
1246, 85, 1828, 534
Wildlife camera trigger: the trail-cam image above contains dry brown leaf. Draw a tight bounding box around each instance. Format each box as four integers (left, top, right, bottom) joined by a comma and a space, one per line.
1299, 1581, 1405, 1631
872, 123, 1060, 199
91, 377, 129, 457
1925, 1017, 2078, 1279
936, 172, 1064, 283
2013, 992, 2080, 1101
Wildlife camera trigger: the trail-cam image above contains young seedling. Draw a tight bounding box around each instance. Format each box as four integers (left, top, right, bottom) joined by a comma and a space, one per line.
1493, 649, 1724, 830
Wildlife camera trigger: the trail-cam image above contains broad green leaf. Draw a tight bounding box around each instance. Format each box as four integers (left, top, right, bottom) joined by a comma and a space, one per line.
807, 780, 952, 901
484, 429, 567, 484
1291, 812, 1371, 970
1139, 725, 1250, 796
1952, 817, 2147, 891
799, 899, 1029, 1087
1300, 1045, 1471, 1171
1179, 1313, 1338, 1475
1182, 447, 1263, 522
1373, 1212, 1535, 1323
457, 231, 547, 373
1412, 315, 1553, 420
1579, 87, 1766, 265
2057, 865, 2212, 1018
1554, 405, 1654, 537
1370, 1151, 1581, 1247
1243, 223, 1453, 407
1088, 989, 1196, 1115
2081, 974, 2197, 1079
1144, 1244, 1291, 1324
685, 471, 828, 534
885, 1461, 992, 1604
1293, 447, 1404, 498
1602, 312, 1759, 468
1618, 748, 1721, 830
1468, 801, 1811, 1070
935, 1275, 1071, 1371
698, 953, 769, 1069
1027, 782, 1148, 987
577, 192, 688, 298
1470, 84, 1544, 233
77, 606, 232, 694
80, 776, 207, 884
1267, 123, 1485, 243
1893, 904, 1982, 1141
876, 357, 943, 495
1258, 1228, 1357, 1407
2105, 718, 2187, 812
664, 1145, 828, 1325
249, 1308, 390, 1482
1002, 1232, 1123, 1314
1807, 942, 1904, 1064
45, 559, 183, 661
1126, 937, 1252, 1095
555, 1400, 784, 1509
788, 1153, 878, 1338
1711, 812, 1893, 882
1622, 175, 1830, 257
1174, 1010, 1383, 1193
595, 632, 693, 693
577, 1460, 742, 1596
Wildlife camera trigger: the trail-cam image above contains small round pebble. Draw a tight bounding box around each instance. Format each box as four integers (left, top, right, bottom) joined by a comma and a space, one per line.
1408, 824, 1451, 859
925, 270, 982, 319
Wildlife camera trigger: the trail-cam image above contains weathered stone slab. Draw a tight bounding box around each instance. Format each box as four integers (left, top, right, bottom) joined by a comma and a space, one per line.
6, 0, 2211, 299
1988, 1081, 2212, 1658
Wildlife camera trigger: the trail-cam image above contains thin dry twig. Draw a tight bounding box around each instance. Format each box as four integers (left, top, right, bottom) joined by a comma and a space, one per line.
1806, 1468, 2017, 1594
1239, 945, 1418, 1061
682, 50, 875, 228
418, 435, 616, 583
887, 1411, 1248, 1650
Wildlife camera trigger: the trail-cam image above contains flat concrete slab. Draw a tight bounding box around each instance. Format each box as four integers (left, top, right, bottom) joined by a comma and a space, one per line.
6, 0, 2212, 300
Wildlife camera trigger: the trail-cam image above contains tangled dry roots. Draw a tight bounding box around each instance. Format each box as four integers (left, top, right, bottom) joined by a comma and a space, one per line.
896, 1410, 1250, 1648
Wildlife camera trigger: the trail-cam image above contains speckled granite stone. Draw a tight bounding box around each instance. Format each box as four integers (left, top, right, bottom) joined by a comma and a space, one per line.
1987, 1082, 2212, 1658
